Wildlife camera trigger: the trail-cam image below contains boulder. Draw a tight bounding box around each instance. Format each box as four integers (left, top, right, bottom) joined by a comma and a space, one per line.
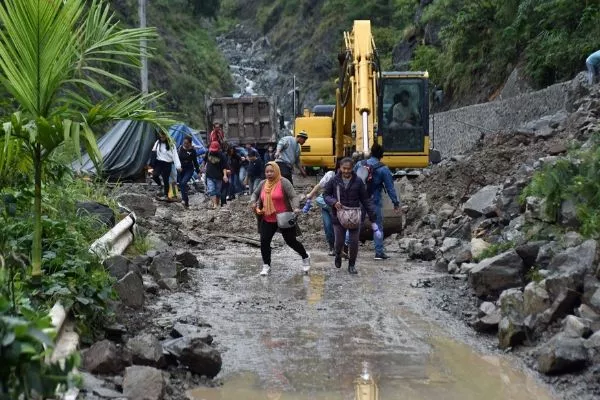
116, 193, 157, 219
498, 288, 526, 349
562, 315, 592, 339
76, 201, 115, 228
176, 251, 201, 269
162, 336, 222, 378
535, 241, 560, 268
470, 238, 490, 260
515, 241, 546, 268
143, 275, 160, 295
548, 239, 597, 276
83, 340, 130, 375
170, 324, 213, 344
103, 255, 133, 280
114, 271, 144, 309
123, 366, 165, 400
536, 334, 589, 375
523, 280, 551, 317
472, 302, 501, 333
498, 185, 521, 218
126, 333, 165, 368
149, 252, 178, 281
502, 215, 526, 244
468, 250, 525, 298
525, 196, 555, 223
560, 200, 580, 228
463, 185, 502, 218
562, 231, 583, 248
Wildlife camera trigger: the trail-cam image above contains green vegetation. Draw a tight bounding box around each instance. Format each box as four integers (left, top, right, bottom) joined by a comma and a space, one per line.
521, 134, 600, 238
412, 0, 600, 98
473, 241, 515, 263
112, 0, 234, 127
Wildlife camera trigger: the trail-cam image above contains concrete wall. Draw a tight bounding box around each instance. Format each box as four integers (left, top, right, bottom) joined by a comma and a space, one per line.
430, 81, 571, 157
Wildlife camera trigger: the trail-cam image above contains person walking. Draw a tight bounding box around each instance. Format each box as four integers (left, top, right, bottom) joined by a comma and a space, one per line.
246, 149, 265, 193
203, 141, 229, 209
209, 122, 224, 145
263, 144, 276, 164
152, 131, 181, 200
274, 132, 308, 184
226, 146, 242, 200
586, 49, 600, 85
305, 160, 341, 256
356, 143, 401, 260
177, 136, 200, 208
250, 161, 310, 276
324, 158, 378, 274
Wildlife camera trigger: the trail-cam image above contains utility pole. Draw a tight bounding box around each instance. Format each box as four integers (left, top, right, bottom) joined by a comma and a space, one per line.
139, 0, 148, 94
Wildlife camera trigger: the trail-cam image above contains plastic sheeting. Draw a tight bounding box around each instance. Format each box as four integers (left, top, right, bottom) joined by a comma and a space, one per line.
72, 120, 156, 181
72, 121, 206, 181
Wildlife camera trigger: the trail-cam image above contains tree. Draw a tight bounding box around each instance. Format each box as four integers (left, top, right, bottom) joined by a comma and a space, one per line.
0, 0, 170, 279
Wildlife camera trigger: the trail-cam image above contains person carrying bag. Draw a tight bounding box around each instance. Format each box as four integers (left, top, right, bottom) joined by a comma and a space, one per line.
249, 161, 310, 277
324, 157, 379, 275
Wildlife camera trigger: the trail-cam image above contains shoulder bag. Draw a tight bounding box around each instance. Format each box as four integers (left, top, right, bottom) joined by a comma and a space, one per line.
336, 184, 362, 230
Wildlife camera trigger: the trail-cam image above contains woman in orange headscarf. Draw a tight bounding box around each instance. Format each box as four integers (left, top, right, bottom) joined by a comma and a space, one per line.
250, 162, 310, 276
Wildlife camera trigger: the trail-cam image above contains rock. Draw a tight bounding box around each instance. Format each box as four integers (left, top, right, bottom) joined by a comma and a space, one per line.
535, 241, 559, 268
470, 238, 490, 260
149, 252, 178, 281
472, 302, 501, 332
459, 262, 476, 274
560, 200, 580, 228
114, 271, 144, 309
176, 251, 201, 269
525, 196, 555, 223
575, 304, 600, 321
498, 289, 526, 349
438, 238, 465, 261
103, 255, 133, 280
398, 238, 419, 252
437, 203, 455, 219
454, 250, 472, 265
170, 324, 213, 344
143, 275, 160, 295
116, 193, 156, 219
502, 215, 526, 244
585, 331, 600, 349
92, 387, 125, 398
547, 143, 568, 155
123, 366, 165, 400
127, 333, 165, 368
76, 201, 116, 228
162, 336, 222, 378
498, 185, 521, 218
434, 258, 448, 272
562, 231, 583, 248
463, 185, 502, 218
562, 315, 592, 338
523, 281, 551, 316
468, 250, 525, 299
536, 334, 589, 375
83, 340, 129, 375
447, 260, 459, 274
515, 241, 546, 268
158, 278, 178, 291
132, 255, 152, 267
408, 240, 437, 261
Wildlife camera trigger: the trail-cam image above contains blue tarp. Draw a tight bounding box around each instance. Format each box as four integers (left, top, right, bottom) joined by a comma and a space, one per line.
168, 124, 206, 156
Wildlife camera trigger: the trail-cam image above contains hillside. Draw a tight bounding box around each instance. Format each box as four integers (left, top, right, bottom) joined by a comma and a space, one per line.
110, 0, 234, 128
217, 0, 600, 109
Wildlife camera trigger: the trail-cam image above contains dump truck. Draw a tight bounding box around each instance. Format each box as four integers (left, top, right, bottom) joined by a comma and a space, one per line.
205, 96, 279, 148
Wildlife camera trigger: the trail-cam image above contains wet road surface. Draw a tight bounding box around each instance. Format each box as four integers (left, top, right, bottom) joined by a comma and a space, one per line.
148, 239, 557, 400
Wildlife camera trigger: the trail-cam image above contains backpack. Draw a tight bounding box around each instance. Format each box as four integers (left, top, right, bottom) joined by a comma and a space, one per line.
356, 161, 384, 195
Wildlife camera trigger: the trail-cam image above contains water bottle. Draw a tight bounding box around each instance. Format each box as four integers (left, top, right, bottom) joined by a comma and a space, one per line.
302, 199, 312, 213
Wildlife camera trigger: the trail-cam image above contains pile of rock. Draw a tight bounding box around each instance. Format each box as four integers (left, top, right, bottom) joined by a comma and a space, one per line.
80, 322, 221, 400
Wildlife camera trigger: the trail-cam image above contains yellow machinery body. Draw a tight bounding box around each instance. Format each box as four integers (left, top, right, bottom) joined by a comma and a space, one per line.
295, 20, 432, 170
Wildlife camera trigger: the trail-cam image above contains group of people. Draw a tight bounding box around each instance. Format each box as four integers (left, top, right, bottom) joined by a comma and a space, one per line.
152, 123, 401, 277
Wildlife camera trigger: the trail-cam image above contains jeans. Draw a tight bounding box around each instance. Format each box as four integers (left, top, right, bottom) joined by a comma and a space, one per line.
321, 208, 334, 249
277, 162, 293, 184
178, 167, 194, 205
206, 177, 222, 197
334, 223, 359, 266
228, 174, 239, 197
152, 160, 172, 196
373, 204, 384, 255
248, 177, 262, 194
260, 220, 308, 266
239, 166, 247, 190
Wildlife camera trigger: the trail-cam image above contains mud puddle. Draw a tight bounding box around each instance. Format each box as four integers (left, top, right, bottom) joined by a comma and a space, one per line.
147, 237, 556, 400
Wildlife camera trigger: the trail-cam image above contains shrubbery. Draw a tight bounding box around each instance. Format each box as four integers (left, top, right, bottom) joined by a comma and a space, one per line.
521, 134, 600, 238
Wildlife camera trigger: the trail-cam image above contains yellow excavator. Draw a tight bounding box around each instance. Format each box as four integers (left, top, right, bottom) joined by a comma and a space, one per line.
295, 20, 438, 169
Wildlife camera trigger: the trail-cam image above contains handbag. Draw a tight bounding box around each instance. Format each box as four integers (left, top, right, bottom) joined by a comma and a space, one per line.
276, 211, 297, 229
336, 185, 362, 229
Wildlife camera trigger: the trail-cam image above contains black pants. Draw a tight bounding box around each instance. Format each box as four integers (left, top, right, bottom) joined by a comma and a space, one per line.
260, 220, 307, 266
334, 223, 359, 266
152, 160, 172, 196
277, 162, 293, 184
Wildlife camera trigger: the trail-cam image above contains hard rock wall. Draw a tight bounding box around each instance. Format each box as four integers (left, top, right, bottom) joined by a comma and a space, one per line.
430, 81, 572, 157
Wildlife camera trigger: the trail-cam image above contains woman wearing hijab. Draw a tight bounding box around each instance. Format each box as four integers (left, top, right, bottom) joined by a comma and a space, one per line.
152, 131, 181, 200
250, 162, 310, 276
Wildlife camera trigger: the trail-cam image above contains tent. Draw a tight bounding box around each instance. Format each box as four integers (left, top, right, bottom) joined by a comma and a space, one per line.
72, 121, 205, 181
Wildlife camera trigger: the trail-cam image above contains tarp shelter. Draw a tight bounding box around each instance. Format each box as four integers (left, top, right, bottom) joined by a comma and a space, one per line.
72, 120, 157, 181
168, 124, 206, 156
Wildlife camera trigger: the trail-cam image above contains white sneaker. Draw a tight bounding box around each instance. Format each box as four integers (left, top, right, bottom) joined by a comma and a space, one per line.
302, 253, 311, 274
260, 264, 271, 276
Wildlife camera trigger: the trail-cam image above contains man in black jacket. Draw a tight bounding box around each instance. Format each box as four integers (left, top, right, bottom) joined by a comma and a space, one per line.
177, 136, 200, 208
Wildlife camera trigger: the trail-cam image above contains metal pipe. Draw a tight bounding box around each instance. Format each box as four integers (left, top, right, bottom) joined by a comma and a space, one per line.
89, 214, 136, 260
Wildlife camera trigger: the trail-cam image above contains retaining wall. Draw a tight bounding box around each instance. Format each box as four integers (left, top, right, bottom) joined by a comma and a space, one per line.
430, 80, 572, 157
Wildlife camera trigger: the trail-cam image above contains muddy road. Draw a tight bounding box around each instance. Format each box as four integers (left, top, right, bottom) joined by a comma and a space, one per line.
123, 181, 560, 400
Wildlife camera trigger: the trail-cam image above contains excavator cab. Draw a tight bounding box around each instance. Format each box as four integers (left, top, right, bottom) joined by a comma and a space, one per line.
377, 71, 430, 169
